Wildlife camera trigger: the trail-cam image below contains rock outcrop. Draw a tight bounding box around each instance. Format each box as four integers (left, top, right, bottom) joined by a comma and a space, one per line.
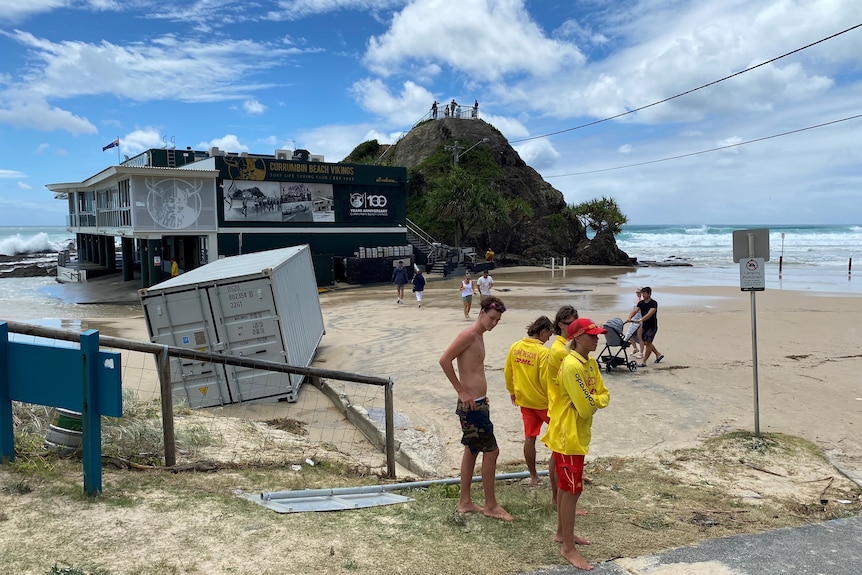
360, 118, 631, 266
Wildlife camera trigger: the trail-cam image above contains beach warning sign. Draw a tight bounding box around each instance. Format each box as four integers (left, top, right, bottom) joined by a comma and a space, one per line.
740, 257, 765, 291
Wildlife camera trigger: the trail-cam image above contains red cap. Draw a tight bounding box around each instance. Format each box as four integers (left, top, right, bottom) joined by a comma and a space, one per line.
568, 318, 607, 338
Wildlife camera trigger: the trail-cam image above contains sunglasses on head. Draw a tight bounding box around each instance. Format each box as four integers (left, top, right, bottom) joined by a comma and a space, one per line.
484, 301, 506, 313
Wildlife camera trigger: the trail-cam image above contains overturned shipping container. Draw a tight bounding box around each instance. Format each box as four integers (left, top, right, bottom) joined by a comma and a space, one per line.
139, 245, 325, 407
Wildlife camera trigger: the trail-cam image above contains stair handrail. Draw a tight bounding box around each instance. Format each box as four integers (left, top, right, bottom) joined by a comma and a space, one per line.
405, 218, 440, 247
405, 218, 449, 267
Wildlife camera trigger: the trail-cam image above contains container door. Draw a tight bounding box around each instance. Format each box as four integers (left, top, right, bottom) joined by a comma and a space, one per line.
141, 288, 232, 408
207, 279, 294, 403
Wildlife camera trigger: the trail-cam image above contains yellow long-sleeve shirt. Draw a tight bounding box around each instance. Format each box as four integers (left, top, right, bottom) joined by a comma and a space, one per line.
504, 337, 550, 410
541, 350, 609, 455
547, 335, 569, 411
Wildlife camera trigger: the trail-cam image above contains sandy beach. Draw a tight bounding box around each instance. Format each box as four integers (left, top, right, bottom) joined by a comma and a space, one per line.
41, 265, 862, 486
310, 266, 862, 485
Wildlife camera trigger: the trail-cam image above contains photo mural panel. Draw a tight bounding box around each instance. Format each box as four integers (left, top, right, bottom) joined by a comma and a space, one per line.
132, 176, 217, 231
223, 180, 334, 223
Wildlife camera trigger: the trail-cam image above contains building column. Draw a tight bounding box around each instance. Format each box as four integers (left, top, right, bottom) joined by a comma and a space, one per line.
106, 236, 117, 271
145, 239, 162, 288
121, 237, 135, 282
140, 240, 150, 288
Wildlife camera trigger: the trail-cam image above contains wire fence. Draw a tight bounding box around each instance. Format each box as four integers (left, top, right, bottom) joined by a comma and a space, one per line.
6, 321, 399, 477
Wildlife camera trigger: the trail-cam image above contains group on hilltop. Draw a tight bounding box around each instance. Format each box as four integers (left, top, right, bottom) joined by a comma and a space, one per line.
431, 99, 479, 119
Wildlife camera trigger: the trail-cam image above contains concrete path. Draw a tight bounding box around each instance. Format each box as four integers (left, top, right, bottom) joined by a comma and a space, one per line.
519, 515, 861, 574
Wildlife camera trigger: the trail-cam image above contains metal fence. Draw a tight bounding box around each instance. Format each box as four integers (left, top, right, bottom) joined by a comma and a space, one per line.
6, 321, 398, 477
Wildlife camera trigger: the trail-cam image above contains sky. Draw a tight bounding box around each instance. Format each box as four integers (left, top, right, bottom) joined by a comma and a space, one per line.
0, 0, 860, 227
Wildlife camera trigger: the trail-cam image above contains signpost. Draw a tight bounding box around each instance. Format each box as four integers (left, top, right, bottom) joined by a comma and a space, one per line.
732, 229, 769, 436
0, 323, 122, 495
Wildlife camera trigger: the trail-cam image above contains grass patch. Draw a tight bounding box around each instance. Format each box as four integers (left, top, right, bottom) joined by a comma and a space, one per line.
1, 431, 858, 575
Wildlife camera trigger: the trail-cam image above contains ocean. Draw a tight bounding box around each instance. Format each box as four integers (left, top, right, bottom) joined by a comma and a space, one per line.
614, 224, 861, 294
0, 224, 858, 323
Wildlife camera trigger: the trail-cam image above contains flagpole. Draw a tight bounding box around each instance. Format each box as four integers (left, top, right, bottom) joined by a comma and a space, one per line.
116, 137, 121, 164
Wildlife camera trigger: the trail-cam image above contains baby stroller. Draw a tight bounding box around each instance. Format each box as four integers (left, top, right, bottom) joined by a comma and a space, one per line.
598, 318, 638, 373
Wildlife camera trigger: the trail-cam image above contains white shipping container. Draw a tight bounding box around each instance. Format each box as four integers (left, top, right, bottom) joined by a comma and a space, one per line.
139, 245, 325, 408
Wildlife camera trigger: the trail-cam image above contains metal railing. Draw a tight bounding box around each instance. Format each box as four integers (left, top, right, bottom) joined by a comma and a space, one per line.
405, 218, 449, 266
6, 321, 398, 478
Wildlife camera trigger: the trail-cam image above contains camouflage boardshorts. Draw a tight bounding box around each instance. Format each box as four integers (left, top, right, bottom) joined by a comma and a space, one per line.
456, 397, 498, 454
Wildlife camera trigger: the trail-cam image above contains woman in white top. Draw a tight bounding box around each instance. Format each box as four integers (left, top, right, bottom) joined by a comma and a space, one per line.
459, 272, 477, 319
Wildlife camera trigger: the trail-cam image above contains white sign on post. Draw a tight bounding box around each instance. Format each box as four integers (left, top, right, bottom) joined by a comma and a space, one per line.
740, 257, 765, 291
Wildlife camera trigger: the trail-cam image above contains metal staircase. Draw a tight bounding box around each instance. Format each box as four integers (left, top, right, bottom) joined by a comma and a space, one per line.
405, 219, 448, 274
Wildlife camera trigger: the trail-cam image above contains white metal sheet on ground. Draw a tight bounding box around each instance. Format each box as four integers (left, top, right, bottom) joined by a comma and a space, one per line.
240, 491, 413, 513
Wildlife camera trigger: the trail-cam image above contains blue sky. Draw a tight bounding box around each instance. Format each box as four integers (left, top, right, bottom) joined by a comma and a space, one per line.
0, 0, 860, 227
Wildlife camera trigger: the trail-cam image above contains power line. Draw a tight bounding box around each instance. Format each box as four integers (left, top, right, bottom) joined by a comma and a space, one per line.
543, 113, 862, 178
510, 22, 862, 144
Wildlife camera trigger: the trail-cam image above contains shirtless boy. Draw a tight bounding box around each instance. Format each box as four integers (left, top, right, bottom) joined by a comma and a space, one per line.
439, 295, 512, 521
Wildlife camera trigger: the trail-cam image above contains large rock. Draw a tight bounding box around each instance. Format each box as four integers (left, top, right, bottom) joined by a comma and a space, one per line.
388, 118, 630, 265
573, 229, 632, 265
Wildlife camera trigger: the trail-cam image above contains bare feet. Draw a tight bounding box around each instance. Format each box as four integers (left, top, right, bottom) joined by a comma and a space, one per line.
529, 476, 542, 486
583, 474, 594, 485
483, 504, 514, 521
576, 509, 588, 516
555, 533, 590, 545
456, 502, 483, 514
561, 545, 593, 570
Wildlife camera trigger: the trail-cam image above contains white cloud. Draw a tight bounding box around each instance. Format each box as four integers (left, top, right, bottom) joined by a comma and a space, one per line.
16, 181, 33, 190
296, 123, 384, 162
514, 0, 857, 123
199, 135, 249, 154
513, 139, 559, 170
364, 0, 584, 81
350, 78, 434, 124
0, 99, 96, 134
0, 169, 27, 178
243, 99, 266, 114
0, 0, 67, 22
480, 113, 529, 140
618, 144, 633, 154
121, 127, 164, 155
6, 31, 299, 102
267, 0, 407, 20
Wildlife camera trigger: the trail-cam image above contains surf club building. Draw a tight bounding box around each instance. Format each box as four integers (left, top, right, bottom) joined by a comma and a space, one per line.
48, 147, 409, 287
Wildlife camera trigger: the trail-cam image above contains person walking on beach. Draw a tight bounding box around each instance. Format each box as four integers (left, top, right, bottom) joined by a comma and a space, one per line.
628, 289, 645, 358
412, 268, 426, 307
542, 318, 610, 570
439, 295, 512, 521
392, 260, 410, 304
476, 269, 494, 296
626, 286, 664, 366
460, 272, 477, 319
505, 315, 553, 486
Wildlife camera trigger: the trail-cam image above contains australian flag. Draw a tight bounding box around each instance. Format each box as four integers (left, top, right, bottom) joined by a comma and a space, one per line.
102, 139, 119, 151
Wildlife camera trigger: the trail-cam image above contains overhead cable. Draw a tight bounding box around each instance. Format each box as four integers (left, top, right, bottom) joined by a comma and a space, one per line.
510, 22, 862, 144
543, 114, 862, 178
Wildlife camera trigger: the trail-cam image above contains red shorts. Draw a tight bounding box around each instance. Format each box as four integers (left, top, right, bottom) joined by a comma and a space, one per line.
520, 407, 549, 437
554, 453, 585, 494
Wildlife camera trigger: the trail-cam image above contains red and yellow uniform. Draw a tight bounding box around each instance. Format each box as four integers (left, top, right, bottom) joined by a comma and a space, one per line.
547, 334, 569, 410
504, 337, 550, 409
541, 350, 609, 456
